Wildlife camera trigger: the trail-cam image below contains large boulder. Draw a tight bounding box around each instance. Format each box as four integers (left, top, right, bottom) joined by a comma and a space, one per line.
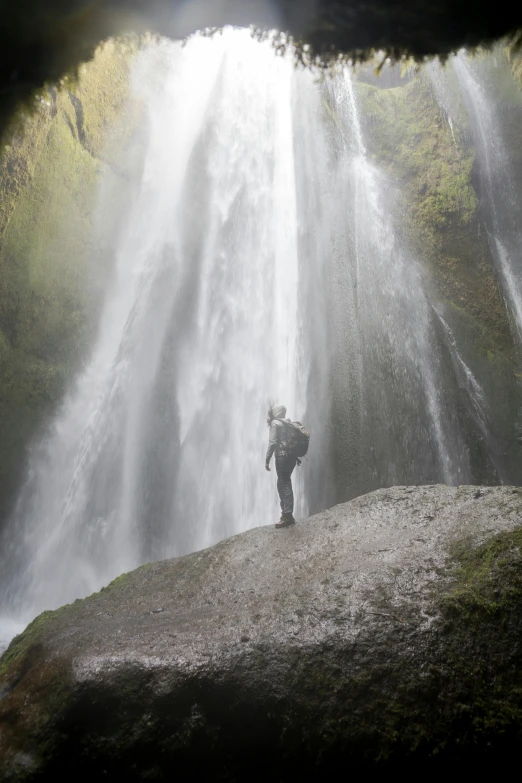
2, 484, 522, 779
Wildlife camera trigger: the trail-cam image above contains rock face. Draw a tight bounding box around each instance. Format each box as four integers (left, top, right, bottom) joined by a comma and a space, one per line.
2, 484, 522, 778
330, 54, 522, 502
1, 1, 521, 143
0, 40, 136, 522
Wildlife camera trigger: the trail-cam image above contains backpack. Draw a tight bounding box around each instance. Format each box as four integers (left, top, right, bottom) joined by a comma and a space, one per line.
283, 420, 310, 458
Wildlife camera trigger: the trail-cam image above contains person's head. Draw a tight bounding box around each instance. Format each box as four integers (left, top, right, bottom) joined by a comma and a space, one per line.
267, 403, 287, 425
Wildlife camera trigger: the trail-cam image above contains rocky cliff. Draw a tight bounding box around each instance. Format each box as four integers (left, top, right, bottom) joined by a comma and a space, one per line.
2, 485, 522, 778
0, 40, 136, 520
328, 54, 522, 501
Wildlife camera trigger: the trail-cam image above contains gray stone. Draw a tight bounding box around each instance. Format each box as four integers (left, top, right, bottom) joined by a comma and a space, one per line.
2, 484, 522, 779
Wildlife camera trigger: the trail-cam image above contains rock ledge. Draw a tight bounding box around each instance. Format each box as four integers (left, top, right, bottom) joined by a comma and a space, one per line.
2, 484, 522, 779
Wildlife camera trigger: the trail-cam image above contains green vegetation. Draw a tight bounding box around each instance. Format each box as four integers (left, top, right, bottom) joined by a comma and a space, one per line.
432, 526, 522, 745
355, 72, 506, 339
352, 63, 522, 477
295, 524, 522, 762
0, 41, 134, 520
0, 609, 61, 680
447, 524, 522, 616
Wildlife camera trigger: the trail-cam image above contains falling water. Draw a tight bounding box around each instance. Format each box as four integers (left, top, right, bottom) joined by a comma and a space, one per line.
434, 308, 509, 480
325, 72, 470, 495
453, 54, 522, 344
0, 32, 315, 627
0, 32, 493, 647
428, 60, 463, 148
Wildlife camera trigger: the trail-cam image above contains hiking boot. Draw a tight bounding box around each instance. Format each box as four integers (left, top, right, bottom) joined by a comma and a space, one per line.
275, 513, 295, 529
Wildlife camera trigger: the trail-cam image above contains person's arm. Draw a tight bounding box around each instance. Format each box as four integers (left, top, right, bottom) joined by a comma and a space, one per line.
265, 421, 279, 470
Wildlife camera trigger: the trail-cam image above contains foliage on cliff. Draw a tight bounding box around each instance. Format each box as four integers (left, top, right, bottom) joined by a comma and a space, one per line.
355, 70, 499, 337
349, 58, 522, 476
0, 40, 134, 519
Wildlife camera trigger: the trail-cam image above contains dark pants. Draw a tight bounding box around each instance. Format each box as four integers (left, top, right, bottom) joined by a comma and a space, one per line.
275, 454, 297, 516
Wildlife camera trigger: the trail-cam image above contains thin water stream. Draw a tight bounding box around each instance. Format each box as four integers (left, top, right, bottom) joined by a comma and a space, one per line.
452, 55, 522, 343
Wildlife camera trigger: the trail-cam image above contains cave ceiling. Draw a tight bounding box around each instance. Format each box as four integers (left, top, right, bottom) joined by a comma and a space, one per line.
1, 1, 522, 137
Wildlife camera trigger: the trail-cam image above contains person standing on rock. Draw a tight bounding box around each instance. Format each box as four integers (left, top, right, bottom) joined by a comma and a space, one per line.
265, 404, 297, 529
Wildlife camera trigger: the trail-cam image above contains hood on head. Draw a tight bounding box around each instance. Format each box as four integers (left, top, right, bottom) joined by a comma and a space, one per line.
271, 404, 287, 420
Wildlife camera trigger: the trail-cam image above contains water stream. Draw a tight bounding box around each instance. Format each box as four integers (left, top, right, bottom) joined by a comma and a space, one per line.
325, 72, 470, 495
452, 54, 522, 343
0, 32, 520, 649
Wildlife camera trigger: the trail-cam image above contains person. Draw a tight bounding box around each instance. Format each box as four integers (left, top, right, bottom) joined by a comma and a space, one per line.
265, 403, 297, 529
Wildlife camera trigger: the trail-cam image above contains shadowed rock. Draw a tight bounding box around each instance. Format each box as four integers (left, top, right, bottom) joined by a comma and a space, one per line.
2, 484, 522, 778
2, 2, 522, 145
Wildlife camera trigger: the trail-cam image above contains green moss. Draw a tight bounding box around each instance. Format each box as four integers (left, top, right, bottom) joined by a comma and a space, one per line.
350, 65, 522, 481
357, 74, 479, 233
373, 524, 522, 757
421, 528, 522, 746
355, 65, 518, 350
0, 42, 134, 520
0, 610, 60, 680
70, 38, 140, 158
446, 527, 522, 616
101, 571, 132, 592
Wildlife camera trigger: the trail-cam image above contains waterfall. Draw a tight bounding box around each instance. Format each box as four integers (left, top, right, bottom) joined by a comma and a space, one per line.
452, 53, 522, 344
326, 72, 470, 494
0, 31, 498, 648
0, 31, 316, 628
435, 310, 506, 473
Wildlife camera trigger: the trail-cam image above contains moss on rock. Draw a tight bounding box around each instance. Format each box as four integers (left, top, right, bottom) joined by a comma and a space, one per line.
430, 526, 522, 747
352, 62, 522, 481
448, 525, 522, 613
0, 41, 134, 521
0, 610, 61, 681
355, 72, 508, 343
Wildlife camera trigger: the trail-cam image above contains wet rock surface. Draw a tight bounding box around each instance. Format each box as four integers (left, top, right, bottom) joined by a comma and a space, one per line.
2, 484, 522, 779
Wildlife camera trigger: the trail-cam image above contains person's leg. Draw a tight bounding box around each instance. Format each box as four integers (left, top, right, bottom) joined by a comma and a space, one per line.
276, 455, 297, 521
275, 455, 286, 515
282, 456, 297, 516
